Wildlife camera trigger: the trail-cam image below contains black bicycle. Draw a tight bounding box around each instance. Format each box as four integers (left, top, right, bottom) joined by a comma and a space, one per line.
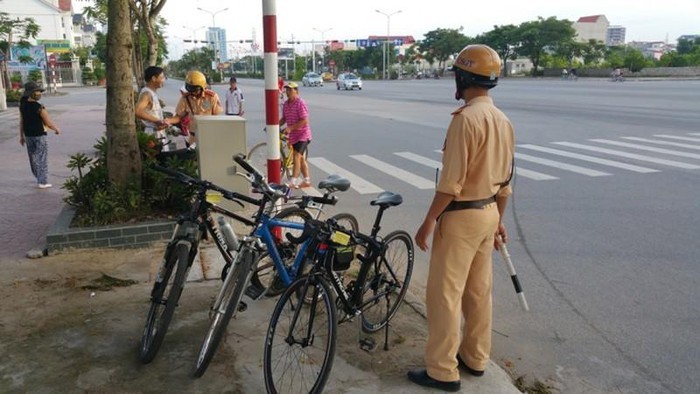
263, 191, 414, 393
138, 164, 262, 364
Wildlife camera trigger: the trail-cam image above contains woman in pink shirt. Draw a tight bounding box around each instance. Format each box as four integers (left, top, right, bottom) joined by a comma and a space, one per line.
279, 82, 313, 188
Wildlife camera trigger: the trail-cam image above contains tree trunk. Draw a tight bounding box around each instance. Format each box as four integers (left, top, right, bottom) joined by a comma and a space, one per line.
106, 0, 142, 188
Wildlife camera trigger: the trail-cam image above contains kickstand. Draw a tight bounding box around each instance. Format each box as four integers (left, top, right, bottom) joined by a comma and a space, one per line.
383, 293, 391, 351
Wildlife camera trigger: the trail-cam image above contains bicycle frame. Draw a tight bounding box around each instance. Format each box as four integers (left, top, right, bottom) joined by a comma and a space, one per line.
254, 213, 311, 286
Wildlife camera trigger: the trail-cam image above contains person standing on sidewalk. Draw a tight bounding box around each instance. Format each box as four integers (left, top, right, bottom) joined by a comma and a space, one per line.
224, 76, 244, 116
135, 66, 178, 150
409, 44, 515, 392
279, 82, 312, 189
19, 82, 60, 189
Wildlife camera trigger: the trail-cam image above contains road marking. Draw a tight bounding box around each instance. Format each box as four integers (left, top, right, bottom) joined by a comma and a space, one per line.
590, 139, 700, 160
516, 168, 559, 180
395, 152, 442, 169
689, 133, 700, 136
518, 144, 659, 173
621, 137, 700, 151
653, 134, 700, 143
350, 154, 435, 189
515, 152, 611, 176
308, 157, 384, 194
553, 142, 700, 169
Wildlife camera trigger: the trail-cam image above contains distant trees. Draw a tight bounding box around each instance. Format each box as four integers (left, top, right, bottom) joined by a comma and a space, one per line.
0, 12, 40, 88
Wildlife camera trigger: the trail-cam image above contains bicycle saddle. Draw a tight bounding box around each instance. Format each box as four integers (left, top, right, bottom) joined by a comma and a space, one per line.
318, 175, 351, 192
370, 191, 403, 207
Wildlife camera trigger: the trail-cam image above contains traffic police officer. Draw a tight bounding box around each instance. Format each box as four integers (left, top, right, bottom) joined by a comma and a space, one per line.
409, 44, 515, 392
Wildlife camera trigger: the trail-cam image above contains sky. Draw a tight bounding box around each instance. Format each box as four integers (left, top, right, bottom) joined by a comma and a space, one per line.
76, 0, 700, 60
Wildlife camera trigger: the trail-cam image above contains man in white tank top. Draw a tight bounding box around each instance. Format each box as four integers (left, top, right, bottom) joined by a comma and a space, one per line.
136, 66, 177, 151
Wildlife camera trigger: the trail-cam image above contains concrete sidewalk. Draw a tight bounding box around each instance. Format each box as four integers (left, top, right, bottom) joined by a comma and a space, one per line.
0, 88, 520, 393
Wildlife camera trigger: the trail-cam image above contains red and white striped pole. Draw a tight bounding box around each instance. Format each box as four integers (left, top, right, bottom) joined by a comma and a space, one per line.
262, 0, 281, 184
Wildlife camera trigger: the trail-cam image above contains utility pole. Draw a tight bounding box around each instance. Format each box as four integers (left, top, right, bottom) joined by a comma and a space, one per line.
198, 7, 229, 82
375, 9, 401, 80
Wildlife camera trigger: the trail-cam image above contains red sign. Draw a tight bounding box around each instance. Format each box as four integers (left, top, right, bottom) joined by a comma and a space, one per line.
48, 54, 57, 66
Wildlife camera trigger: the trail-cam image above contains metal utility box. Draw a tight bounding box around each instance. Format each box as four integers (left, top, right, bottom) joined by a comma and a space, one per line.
195, 115, 248, 212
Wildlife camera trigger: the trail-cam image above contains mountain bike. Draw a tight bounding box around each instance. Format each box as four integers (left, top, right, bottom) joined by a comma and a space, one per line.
247, 127, 307, 181
263, 191, 414, 393
138, 164, 260, 364
192, 154, 356, 377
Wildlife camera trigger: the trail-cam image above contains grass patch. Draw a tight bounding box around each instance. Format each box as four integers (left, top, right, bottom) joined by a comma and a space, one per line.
513, 375, 553, 394
81, 274, 138, 291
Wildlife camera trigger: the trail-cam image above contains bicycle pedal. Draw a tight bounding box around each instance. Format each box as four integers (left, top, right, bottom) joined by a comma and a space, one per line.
359, 337, 377, 352
245, 284, 265, 300
237, 301, 248, 313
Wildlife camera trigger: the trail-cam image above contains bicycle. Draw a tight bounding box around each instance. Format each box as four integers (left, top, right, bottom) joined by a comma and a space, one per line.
192, 154, 357, 377
138, 164, 261, 364
247, 127, 307, 181
263, 191, 414, 393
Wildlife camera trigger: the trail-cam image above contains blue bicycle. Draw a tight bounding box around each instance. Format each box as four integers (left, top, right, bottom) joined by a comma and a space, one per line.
193, 154, 355, 377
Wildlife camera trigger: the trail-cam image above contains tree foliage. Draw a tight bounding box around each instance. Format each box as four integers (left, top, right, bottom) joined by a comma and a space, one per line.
476, 24, 518, 76
515, 16, 576, 75
0, 12, 40, 88
418, 28, 471, 69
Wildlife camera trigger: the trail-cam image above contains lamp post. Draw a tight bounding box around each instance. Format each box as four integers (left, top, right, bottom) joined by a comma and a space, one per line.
183, 25, 206, 48
312, 27, 332, 73
198, 7, 229, 80
375, 9, 401, 80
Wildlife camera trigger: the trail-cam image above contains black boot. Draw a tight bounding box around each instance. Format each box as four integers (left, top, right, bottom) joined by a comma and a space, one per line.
407, 369, 460, 392
456, 354, 485, 377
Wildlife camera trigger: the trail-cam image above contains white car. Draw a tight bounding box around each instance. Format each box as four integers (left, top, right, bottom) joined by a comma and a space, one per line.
302, 72, 323, 87
336, 73, 363, 90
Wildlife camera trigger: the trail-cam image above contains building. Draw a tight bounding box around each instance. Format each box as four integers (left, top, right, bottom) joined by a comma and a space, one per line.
607, 26, 626, 46
628, 41, 675, 60
1, 0, 75, 52
573, 15, 609, 44
206, 27, 228, 62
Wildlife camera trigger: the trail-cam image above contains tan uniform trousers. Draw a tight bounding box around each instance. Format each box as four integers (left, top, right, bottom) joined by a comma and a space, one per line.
425, 203, 499, 382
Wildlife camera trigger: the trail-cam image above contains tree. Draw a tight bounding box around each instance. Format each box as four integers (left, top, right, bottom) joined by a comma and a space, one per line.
581, 39, 607, 66
128, 0, 168, 67
418, 28, 471, 70
105, 0, 141, 188
0, 12, 40, 89
515, 17, 576, 75
477, 24, 519, 76
554, 39, 587, 69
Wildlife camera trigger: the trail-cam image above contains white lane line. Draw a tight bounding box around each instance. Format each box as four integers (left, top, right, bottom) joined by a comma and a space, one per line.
689, 133, 700, 136
519, 144, 658, 173
654, 134, 700, 143
553, 142, 700, 169
621, 137, 700, 151
515, 152, 611, 177
350, 155, 435, 189
395, 152, 442, 169
308, 157, 384, 195
590, 139, 700, 160
516, 168, 559, 180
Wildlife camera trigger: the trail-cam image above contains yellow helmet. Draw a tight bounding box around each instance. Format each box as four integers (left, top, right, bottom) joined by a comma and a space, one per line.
185, 70, 207, 92
451, 44, 501, 87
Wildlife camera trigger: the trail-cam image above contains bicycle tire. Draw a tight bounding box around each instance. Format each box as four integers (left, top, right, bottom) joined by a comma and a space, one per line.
250, 207, 311, 296
247, 142, 271, 177
330, 212, 359, 233
139, 241, 191, 363
263, 274, 337, 394
193, 248, 255, 377
360, 230, 414, 333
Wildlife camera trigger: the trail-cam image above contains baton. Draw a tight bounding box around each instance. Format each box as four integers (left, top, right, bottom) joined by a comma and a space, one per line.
497, 236, 529, 312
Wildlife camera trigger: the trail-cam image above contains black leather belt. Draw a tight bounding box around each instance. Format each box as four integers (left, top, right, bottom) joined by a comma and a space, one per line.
443, 195, 496, 212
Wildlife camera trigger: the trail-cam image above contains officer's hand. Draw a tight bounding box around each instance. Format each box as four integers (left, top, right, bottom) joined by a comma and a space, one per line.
415, 219, 435, 252
494, 223, 508, 250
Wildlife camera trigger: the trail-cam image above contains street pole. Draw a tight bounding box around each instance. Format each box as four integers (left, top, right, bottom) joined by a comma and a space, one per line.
375, 9, 401, 80
313, 27, 332, 73
198, 7, 228, 82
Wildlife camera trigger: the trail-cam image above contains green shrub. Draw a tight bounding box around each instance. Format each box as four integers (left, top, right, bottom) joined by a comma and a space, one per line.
5, 89, 22, 103
28, 69, 43, 82
63, 132, 198, 227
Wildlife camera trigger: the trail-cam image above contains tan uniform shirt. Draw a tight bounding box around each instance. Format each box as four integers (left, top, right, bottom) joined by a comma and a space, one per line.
175, 90, 223, 132
436, 96, 515, 201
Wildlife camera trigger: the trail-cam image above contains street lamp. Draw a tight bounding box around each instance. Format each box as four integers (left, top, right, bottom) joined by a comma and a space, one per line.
312, 27, 332, 73
183, 25, 206, 48
198, 7, 229, 79
375, 9, 401, 80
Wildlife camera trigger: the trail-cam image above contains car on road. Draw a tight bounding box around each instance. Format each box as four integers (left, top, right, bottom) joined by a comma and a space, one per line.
302, 72, 323, 87
336, 73, 363, 90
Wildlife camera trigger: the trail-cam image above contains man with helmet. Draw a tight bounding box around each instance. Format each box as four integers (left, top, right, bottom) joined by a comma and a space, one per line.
174, 70, 223, 148
409, 44, 515, 392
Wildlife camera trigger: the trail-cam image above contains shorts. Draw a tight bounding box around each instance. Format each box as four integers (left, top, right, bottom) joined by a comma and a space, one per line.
292, 140, 310, 155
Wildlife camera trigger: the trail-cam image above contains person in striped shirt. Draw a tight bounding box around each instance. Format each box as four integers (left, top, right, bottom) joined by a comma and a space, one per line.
279, 82, 313, 188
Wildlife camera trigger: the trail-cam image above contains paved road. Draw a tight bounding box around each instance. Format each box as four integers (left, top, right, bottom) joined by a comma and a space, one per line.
2, 78, 698, 392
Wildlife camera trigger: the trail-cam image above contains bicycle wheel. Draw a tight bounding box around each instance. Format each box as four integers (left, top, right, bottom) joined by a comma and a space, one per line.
247, 142, 268, 176
250, 207, 311, 296
263, 274, 337, 394
330, 212, 359, 233
361, 230, 414, 333
139, 241, 191, 363
193, 247, 255, 377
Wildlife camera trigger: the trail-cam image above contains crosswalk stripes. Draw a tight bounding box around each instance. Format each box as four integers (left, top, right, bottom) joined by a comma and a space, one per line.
514, 152, 611, 176
552, 142, 700, 169
654, 134, 700, 143
590, 139, 700, 160
689, 133, 700, 136
621, 137, 700, 151
394, 151, 442, 169
515, 168, 559, 181
519, 144, 659, 173
308, 157, 384, 195
350, 155, 435, 189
